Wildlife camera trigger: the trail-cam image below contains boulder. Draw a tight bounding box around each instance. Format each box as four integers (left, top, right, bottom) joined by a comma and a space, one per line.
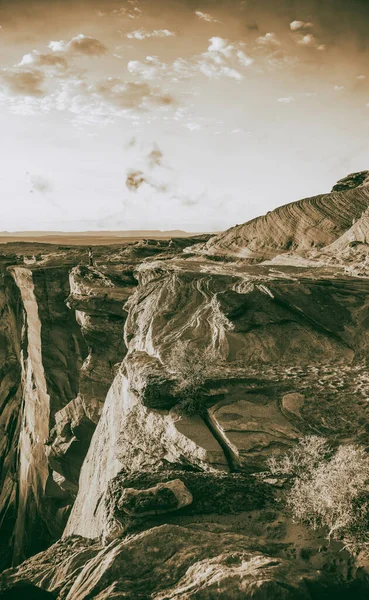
118, 479, 193, 517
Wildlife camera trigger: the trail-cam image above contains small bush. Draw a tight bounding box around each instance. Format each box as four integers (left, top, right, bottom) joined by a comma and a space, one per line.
168, 341, 217, 416
268, 436, 369, 556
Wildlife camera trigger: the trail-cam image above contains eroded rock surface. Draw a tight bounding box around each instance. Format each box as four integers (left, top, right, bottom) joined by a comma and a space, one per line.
194, 172, 369, 259
2, 178, 369, 596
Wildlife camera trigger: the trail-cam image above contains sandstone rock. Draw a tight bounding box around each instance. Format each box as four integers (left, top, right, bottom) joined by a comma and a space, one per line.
2, 525, 365, 599
118, 479, 193, 517
64, 372, 225, 540
194, 172, 369, 259
45, 395, 96, 495
106, 470, 267, 528
282, 393, 305, 419
209, 395, 301, 471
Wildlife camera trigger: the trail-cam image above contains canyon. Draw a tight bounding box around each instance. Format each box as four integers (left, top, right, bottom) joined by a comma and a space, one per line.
1, 174, 369, 598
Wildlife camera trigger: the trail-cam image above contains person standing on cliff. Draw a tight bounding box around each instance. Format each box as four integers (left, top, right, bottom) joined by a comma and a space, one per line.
88, 247, 94, 267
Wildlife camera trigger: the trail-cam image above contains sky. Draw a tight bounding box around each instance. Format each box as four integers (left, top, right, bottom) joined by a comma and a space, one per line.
1, 0, 369, 232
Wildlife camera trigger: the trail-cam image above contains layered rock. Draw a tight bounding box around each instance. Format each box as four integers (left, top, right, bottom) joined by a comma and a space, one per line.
45, 265, 137, 496
3, 186, 369, 596
2, 521, 365, 599
194, 172, 369, 259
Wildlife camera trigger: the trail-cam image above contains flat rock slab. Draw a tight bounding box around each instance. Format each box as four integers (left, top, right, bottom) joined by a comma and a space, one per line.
282, 393, 305, 419
174, 415, 229, 471
210, 393, 301, 470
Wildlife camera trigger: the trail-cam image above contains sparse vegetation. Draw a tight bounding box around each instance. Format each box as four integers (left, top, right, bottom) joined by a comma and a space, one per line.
168, 340, 217, 416
268, 436, 369, 556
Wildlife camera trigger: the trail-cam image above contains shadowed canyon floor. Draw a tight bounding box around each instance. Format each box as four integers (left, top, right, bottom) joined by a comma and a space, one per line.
2, 174, 369, 597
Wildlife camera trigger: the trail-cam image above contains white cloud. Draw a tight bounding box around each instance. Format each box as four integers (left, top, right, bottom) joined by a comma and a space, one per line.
49, 40, 67, 52
18, 53, 35, 66
256, 32, 280, 46
290, 20, 313, 31
277, 96, 295, 103
236, 50, 254, 67
297, 33, 317, 46
127, 37, 252, 83
49, 34, 107, 56
194, 11, 220, 23
293, 31, 325, 50
128, 56, 164, 80
126, 29, 175, 40
357, 75, 366, 80
186, 122, 201, 131
334, 85, 344, 91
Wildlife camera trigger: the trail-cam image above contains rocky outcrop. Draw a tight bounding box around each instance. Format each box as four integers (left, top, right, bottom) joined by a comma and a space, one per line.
3, 186, 369, 596
194, 172, 369, 259
117, 479, 193, 517
63, 369, 229, 540
331, 170, 369, 192
0, 258, 138, 568
1, 523, 366, 599
45, 265, 137, 496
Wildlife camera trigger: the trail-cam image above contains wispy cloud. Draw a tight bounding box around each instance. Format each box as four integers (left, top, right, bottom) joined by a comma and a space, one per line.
296, 33, 325, 50
277, 96, 295, 103
126, 29, 175, 40
256, 32, 280, 46
194, 11, 220, 23
128, 37, 253, 83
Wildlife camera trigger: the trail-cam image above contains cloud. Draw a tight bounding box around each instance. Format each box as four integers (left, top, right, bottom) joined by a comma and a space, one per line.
126, 169, 146, 191
194, 11, 220, 23
126, 142, 169, 194
357, 75, 366, 80
128, 38, 253, 83
125, 169, 168, 193
198, 37, 253, 80
236, 50, 254, 67
297, 33, 317, 46
18, 51, 68, 71
147, 144, 163, 167
29, 174, 52, 194
256, 32, 280, 46
49, 34, 107, 56
277, 96, 295, 103
126, 29, 175, 40
128, 56, 165, 80
93, 78, 174, 110
290, 20, 313, 31
291, 29, 326, 51
334, 85, 344, 91
208, 37, 233, 56
1, 69, 45, 96
113, 1, 143, 20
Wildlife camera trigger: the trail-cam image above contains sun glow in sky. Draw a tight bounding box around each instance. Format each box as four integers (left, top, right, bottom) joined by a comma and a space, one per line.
1, 0, 369, 231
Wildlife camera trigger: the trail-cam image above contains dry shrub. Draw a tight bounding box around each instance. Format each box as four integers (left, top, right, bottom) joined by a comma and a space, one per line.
168, 341, 217, 416
268, 436, 369, 556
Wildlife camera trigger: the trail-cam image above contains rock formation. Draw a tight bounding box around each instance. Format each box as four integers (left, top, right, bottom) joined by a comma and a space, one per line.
2, 177, 369, 597
194, 170, 369, 259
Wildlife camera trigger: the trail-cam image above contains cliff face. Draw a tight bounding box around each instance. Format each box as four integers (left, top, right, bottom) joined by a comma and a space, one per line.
0, 261, 23, 571
2, 187, 369, 597
0, 257, 138, 568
